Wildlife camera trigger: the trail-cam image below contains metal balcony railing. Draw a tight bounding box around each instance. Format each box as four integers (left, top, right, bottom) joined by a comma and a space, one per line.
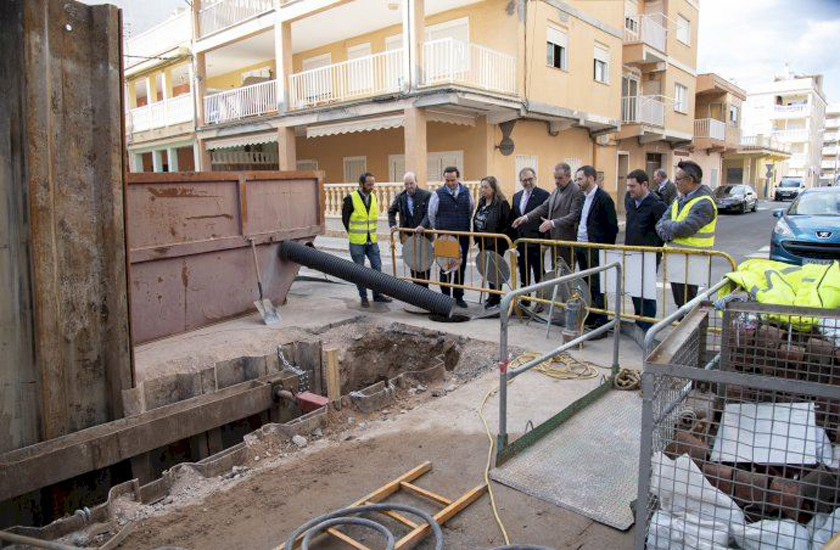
422, 38, 517, 96
288, 49, 404, 110
198, 0, 274, 38
623, 13, 667, 52
204, 80, 277, 124
128, 93, 194, 133
694, 118, 726, 140
621, 95, 665, 127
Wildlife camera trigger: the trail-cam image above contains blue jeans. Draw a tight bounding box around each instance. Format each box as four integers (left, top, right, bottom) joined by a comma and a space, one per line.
349, 242, 383, 299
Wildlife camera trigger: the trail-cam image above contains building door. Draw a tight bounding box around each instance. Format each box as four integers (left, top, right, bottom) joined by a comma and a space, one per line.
617, 152, 630, 215
622, 76, 639, 121
726, 167, 743, 184
646, 153, 662, 179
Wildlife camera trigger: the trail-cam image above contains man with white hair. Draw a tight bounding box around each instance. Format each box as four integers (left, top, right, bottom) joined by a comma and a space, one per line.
653, 168, 678, 207
388, 172, 432, 287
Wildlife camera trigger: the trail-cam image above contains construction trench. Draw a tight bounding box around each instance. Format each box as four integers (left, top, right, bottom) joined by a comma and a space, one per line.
3, 2, 840, 550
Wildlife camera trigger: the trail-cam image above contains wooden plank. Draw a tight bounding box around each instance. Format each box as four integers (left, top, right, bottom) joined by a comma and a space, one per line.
326, 528, 373, 550
395, 484, 488, 550
325, 348, 341, 409
365, 503, 419, 529
399, 482, 452, 506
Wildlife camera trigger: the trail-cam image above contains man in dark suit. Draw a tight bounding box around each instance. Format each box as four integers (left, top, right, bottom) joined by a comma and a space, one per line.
624, 169, 667, 330
388, 172, 432, 287
511, 167, 550, 290
574, 165, 618, 333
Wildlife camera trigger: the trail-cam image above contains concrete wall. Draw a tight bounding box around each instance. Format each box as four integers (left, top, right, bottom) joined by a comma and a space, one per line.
688, 150, 723, 188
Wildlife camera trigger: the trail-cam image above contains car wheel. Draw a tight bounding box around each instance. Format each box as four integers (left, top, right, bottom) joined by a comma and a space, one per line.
774, 195, 780, 202
739, 203, 745, 214
751, 200, 757, 212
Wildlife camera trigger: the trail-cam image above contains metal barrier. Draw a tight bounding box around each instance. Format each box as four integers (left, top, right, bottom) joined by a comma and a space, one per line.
634, 288, 840, 550
512, 238, 737, 325
495, 261, 622, 464
389, 228, 518, 302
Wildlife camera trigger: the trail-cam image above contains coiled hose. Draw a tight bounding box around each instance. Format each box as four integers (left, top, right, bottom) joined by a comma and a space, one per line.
280, 502, 557, 550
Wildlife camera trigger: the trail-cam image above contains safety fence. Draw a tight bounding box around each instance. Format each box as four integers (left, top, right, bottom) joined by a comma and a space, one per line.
635, 295, 840, 550
389, 230, 737, 325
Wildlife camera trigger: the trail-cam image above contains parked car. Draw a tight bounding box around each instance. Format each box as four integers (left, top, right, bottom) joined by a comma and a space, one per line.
714, 184, 758, 214
773, 176, 806, 201
770, 188, 840, 265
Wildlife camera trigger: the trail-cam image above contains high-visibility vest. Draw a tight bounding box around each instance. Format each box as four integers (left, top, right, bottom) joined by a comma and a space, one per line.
668, 195, 717, 248
348, 190, 378, 245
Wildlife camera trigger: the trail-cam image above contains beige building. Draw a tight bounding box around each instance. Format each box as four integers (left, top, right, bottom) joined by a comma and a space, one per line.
686, 73, 744, 189
742, 66, 827, 188
124, 0, 703, 225
821, 103, 840, 184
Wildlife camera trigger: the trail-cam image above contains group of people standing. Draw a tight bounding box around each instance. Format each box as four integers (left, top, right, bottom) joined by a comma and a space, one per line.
343, 158, 717, 332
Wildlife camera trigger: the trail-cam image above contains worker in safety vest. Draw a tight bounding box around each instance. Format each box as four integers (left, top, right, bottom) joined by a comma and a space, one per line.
342, 172, 393, 308
655, 159, 718, 307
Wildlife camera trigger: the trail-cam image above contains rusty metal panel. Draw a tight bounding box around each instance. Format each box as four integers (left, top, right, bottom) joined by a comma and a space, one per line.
0, 0, 132, 452
127, 171, 324, 343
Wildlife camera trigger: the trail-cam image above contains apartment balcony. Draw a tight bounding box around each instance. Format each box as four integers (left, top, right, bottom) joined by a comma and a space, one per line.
289, 49, 405, 110
124, 10, 191, 70
824, 146, 839, 156
825, 118, 840, 129
825, 132, 839, 143
422, 38, 517, 95
621, 95, 665, 127
772, 103, 810, 118
127, 93, 195, 134
822, 159, 839, 170
198, 0, 274, 38
622, 13, 667, 64
773, 129, 809, 143
739, 135, 792, 155
694, 118, 725, 140
205, 80, 277, 124
286, 39, 516, 112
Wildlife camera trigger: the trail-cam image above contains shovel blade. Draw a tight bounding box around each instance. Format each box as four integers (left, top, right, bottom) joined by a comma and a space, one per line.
254, 298, 282, 326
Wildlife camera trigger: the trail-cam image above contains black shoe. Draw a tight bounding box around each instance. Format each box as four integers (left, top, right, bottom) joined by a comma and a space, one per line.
360, 297, 370, 308
455, 298, 468, 308
484, 302, 500, 310
373, 295, 393, 303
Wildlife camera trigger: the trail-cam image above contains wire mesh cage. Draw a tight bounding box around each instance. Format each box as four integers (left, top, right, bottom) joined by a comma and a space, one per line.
635, 301, 840, 550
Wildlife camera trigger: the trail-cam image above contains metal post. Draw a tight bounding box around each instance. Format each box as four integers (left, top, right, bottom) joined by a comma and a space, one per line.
612, 264, 622, 376
545, 283, 559, 339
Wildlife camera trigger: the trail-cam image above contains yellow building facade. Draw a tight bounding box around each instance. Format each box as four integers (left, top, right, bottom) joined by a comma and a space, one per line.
124, 0, 703, 213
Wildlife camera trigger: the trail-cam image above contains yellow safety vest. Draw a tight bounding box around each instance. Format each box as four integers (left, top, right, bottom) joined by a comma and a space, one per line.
668, 195, 718, 248
348, 190, 378, 245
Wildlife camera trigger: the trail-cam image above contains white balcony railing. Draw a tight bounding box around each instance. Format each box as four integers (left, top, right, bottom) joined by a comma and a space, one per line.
205, 80, 277, 124
740, 135, 792, 154
825, 133, 839, 142
623, 13, 667, 52
621, 95, 665, 127
124, 10, 190, 68
774, 129, 809, 142
774, 103, 808, 114
323, 181, 482, 219
128, 93, 194, 133
198, 0, 274, 38
822, 159, 839, 169
694, 118, 726, 140
423, 38, 517, 96
823, 147, 839, 156
288, 49, 404, 110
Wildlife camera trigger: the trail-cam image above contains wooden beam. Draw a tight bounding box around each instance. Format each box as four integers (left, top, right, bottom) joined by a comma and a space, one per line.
395, 484, 488, 550
399, 481, 452, 506
325, 348, 341, 409
326, 528, 373, 550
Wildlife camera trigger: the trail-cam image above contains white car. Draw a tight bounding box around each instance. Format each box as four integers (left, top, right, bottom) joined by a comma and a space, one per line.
773, 177, 806, 201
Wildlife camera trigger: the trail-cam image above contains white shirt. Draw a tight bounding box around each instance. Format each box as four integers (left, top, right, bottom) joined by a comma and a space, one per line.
576, 186, 598, 242
519, 189, 531, 215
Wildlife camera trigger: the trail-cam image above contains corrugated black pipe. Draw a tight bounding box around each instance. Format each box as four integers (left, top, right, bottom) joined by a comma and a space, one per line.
279, 240, 454, 317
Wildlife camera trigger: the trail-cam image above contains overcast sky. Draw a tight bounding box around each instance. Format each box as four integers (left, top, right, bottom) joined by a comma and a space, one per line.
697, 0, 840, 103
87, 0, 840, 104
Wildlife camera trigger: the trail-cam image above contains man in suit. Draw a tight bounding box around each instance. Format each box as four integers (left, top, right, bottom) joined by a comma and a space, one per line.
511, 167, 550, 290
624, 169, 667, 330
574, 165, 618, 333
388, 172, 432, 287
420, 166, 473, 309
653, 168, 678, 207
511, 162, 583, 270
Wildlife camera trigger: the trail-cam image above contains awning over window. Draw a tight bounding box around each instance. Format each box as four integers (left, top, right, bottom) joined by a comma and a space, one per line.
205, 132, 278, 150
305, 111, 475, 138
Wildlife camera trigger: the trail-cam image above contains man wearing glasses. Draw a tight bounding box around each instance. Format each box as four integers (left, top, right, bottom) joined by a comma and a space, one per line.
511, 167, 550, 291
655, 160, 718, 306
512, 162, 584, 271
